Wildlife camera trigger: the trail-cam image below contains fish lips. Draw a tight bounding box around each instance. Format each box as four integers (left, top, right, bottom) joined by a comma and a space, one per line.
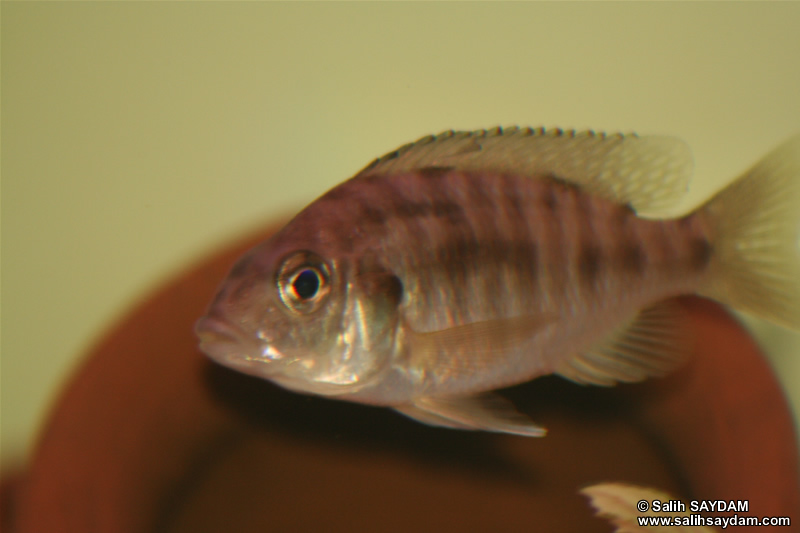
195, 316, 281, 375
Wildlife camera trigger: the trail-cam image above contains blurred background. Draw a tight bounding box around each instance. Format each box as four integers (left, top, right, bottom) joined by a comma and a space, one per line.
3, 2, 799, 469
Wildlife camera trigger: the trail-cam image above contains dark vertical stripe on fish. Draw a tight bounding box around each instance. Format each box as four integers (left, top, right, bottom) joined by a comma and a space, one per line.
359, 203, 389, 226
431, 238, 540, 301
688, 237, 713, 272
481, 173, 539, 317
579, 245, 603, 286
541, 183, 559, 211
535, 179, 567, 294
574, 188, 604, 289
611, 204, 649, 278
618, 243, 647, 275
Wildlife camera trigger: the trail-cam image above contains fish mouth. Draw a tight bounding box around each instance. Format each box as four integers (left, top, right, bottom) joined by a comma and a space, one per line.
195, 316, 260, 364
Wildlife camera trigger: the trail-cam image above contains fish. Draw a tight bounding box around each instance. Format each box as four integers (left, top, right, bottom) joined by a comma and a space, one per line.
196, 126, 800, 437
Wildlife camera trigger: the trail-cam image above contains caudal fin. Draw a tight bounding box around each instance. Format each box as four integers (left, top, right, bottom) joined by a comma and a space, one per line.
698, 134, 800, 330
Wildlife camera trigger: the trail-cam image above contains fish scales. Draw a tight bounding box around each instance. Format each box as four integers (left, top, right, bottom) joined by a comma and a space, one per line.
196, 127, 800, 437
323, 168, 711, 333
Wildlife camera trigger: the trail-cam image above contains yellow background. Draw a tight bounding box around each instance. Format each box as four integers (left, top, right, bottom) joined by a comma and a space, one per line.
3, 2, 799, 467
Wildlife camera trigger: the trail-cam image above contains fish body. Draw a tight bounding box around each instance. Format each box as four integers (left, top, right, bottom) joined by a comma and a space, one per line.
197, 127, 800, 436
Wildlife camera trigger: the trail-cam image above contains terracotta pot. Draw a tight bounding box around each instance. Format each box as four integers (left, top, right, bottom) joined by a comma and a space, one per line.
3, 225, 799, 532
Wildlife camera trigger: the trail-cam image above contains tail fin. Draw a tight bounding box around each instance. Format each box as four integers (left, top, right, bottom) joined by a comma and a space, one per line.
698, 134, 800, 330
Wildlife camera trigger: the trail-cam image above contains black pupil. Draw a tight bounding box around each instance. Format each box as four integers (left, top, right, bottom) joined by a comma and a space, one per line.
292, 269, 320, 299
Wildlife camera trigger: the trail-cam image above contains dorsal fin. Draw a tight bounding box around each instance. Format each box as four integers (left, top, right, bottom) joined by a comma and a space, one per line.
356, 126, 693, 217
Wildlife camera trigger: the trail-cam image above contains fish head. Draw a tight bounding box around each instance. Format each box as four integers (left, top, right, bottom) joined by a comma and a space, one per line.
195, 219, 404, 398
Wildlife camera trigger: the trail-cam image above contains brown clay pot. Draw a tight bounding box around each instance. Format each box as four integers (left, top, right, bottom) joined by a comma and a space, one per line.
3, 225, 799, 532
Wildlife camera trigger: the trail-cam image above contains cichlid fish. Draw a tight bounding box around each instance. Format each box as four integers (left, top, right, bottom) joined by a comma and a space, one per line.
196, 127, 800, 437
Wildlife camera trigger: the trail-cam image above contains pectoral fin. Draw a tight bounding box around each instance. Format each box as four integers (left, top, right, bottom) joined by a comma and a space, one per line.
556, 301, 688, 386
408, 314, 555, 380
394, 394, 547, 437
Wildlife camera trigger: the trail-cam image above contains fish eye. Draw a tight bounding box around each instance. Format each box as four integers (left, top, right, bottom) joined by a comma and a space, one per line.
291, 268, 321, 300
277, 251, 331, 314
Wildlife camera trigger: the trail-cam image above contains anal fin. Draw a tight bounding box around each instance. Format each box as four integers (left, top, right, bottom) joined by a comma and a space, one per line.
556, 301, 689, 386
394, 393, 547, 437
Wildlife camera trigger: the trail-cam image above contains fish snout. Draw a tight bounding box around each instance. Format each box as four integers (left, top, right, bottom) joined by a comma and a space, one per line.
195, 315, 285, 380
195, 316, 250, 361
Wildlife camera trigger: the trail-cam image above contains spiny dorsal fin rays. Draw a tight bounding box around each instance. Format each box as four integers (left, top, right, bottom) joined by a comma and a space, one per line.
356, 126, 694, 218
